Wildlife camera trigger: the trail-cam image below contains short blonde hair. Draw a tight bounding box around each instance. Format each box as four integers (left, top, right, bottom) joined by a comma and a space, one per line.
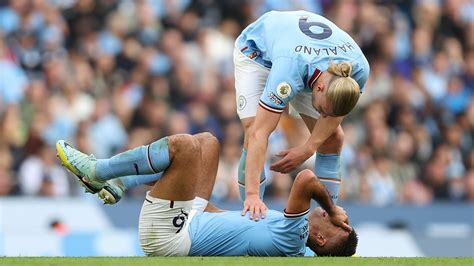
326, 62, 360, 116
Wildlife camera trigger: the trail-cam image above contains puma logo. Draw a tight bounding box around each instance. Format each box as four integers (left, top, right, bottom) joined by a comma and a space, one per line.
134, 163, 139, 175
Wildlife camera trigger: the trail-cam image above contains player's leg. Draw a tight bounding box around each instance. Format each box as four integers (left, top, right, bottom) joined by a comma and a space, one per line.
97, 173, 162, 204
300, 114, 343, 203
289, 91, 343, 203
98, 132, 220, 204
115, 132, 219, 196
113, 173, 162, 191
56, 135, 171, 193
182, 132, 221, 212
144, 132, 219, 200
193, 132, 219, 200
147, 134, 201, 200
139, 134, 202, 256
234, 46, 268, 202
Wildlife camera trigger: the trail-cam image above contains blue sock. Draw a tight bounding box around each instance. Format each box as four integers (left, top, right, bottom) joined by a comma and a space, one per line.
95, 137, 170, 181
314, 152, 341, 203
238, 148, 266, 202
118, 172, 163, 190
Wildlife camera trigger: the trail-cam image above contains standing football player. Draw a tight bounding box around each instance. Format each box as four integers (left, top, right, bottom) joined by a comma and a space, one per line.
234, 11, 370, 220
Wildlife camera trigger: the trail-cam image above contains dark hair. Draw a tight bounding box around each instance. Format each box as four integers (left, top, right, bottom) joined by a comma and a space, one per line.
316, 229, 359, 257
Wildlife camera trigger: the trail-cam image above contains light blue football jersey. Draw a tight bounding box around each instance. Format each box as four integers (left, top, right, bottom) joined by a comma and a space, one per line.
236, 10, 370, 113
187, 209, 309, 256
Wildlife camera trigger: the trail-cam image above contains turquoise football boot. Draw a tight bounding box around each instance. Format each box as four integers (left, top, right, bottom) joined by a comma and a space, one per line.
56, 140, 104, 193
98, 178, 126, 205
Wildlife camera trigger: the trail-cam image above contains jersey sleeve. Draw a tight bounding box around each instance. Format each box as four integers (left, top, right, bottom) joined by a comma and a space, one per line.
259, 57, 305, 114
304, 247, 316, 256
268, 209, 310, 256
352, 55, 370, 93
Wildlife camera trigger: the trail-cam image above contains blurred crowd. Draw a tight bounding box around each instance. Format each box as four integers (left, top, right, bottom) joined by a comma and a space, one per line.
0, 0, 472, 206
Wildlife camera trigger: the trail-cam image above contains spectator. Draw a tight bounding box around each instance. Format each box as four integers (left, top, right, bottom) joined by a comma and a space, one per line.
18, 137, 70, 197
0, 145, 17, 196
364, 152, 397, 206
213, 140, 240, 201
389, 131, 419, 196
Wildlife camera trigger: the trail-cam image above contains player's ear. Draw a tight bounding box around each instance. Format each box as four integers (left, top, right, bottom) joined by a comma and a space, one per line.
316, 232, 327, 247
315, 82, 325, 92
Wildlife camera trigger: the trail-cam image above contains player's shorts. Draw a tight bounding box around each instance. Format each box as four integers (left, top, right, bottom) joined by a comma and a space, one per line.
138, 192, 193, 256
233, 42, 320, 120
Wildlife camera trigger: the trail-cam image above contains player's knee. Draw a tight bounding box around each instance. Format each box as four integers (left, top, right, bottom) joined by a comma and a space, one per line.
194, 132, 219, 151
206, 133, 220, 151
170, 134, 201, 157
295, 169, 316, 184
196, 132, 218, 145
186, 135, 201, 155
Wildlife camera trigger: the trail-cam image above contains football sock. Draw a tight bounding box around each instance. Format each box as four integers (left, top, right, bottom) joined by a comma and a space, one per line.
95, 137, 170, 181
238, 148, 266, 202
118, 172, 163, 190
314, 152, 341, 203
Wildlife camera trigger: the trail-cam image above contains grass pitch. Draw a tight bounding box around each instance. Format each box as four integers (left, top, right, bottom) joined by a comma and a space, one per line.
1, 257, 473, 266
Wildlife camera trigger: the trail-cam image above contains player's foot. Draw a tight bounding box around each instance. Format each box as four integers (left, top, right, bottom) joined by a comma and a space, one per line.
98, 179, 126, 205
56, 140, 105, 194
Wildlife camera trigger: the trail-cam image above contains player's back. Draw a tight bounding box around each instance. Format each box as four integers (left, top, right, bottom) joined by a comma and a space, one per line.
187, 210, 308, 256
237, 10, 369, 92
239, 10, 363, 61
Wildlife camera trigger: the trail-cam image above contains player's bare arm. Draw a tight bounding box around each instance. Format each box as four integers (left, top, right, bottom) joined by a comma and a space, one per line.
286, 169, 351, 232
305, 116, 344, 153
271, 116, 344, 173
243, 105, 281, 220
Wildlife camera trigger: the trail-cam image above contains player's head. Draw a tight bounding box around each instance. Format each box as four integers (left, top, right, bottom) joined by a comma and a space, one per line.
306, 207, 358, 256
311, 61, 360, 117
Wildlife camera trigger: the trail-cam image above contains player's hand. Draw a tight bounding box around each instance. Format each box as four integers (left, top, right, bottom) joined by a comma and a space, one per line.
270, 145, 313, 173
328, 206, 352, 232
242, 194, 267, 221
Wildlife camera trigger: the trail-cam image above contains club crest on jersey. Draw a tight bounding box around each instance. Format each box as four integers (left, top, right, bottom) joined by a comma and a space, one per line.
238, 95, 247, 111
276, 82, 292, 99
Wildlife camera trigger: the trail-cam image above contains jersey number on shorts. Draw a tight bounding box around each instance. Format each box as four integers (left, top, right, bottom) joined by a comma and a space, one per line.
298, 17, 332, 40
172, 209, 189, 234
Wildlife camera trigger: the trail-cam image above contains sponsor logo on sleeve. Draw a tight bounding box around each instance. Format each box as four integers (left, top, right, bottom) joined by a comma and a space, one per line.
269, 92, 284, 106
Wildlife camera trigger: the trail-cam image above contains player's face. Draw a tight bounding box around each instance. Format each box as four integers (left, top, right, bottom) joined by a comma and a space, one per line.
311, 207, 349, 238
312, 93, 335, 118
311, 78, 336, 118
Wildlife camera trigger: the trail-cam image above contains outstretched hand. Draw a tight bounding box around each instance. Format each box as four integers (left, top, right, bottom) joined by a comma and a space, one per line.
328, 206, 352, 232
242, 194, 267, 221
270, 146, 313, 173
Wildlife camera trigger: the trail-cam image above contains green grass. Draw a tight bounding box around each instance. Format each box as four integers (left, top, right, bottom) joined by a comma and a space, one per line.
0, 257, 473, 266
